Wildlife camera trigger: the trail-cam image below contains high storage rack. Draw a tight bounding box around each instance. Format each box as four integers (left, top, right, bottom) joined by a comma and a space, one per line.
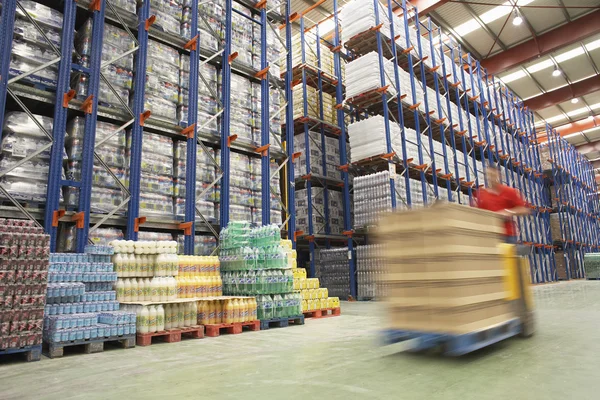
542, 127, 600, 279
0, 0, 288, 254
284, 0, 356, 295
294, 0, 561, 295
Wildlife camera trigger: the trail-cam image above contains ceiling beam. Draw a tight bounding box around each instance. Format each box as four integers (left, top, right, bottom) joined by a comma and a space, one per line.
522, 75, 600, 111
480, 10, 600, 75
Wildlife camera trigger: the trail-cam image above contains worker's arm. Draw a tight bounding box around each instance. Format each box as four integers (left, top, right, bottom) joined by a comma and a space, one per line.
498, 188, 530, 217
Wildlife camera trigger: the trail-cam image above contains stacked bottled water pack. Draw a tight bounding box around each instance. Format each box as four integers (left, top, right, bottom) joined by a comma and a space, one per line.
127, 132, 175, 216
74, 18, 134, 110
177, 234, 217, 256
353, 171, 396, 228
178, 55, 220, 129
219, 221, 301, 320
251, 83, 283, 152
148, 0, 185, 37
43, 246, 136, 344
0, 112, 61, 203
144, 40, 181, 122
64, 118, 128, 214
249, 158, 283, 226
181, 0, 224, 50
8, 1, 63, 88
173, 142, 218, 223
356, 244, 386, 300
315, 248, 350, 299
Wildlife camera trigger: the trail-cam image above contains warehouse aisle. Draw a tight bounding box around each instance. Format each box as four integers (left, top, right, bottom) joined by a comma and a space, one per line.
2, 281, 600, 400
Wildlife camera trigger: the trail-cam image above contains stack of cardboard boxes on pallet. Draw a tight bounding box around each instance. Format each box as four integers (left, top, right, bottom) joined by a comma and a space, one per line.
376, 203, 515, 334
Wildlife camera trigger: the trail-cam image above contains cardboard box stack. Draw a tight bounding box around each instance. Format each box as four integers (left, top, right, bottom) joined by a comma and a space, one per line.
376, 203, 515, 334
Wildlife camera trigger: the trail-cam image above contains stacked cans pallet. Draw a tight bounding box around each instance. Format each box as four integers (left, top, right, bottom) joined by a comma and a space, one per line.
0, 112, 55, 204
43, 246, 136, 347
315, 248, 350, 299
64, 119, 128, 215
0, 219, 49, 354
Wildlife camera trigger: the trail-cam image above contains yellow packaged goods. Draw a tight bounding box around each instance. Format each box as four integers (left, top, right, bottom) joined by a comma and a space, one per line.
328, 297, 340, 308
298, 268, 307, 279
302, 299, 308, 312
321, 288, 329, 299
320, 299, 328, 309
293, 278, 300, 291
300, 277, 308, 290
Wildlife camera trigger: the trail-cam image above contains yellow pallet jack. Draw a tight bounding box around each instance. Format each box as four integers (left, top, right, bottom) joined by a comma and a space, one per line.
501, 243, 535, 337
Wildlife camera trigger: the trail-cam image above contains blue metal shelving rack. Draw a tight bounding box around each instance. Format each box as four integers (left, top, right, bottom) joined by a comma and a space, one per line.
0, 0, 289, 254
286, 0, 357, 297
544, 126, 600, 279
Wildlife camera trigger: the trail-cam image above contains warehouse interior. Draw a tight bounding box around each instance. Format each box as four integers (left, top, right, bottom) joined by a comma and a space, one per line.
1, 0, 600, 399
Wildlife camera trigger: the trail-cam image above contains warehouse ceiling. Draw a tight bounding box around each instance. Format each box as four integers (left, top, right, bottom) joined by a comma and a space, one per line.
424, 0, 600, 168
289, 0, 600, 168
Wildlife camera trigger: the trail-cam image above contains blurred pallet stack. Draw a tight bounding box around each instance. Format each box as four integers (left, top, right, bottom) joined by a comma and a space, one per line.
376, 203, 514, 334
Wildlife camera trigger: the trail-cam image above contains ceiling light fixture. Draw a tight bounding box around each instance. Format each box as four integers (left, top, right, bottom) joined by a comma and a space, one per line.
512, 9, 523, 26
552, 67, 561, 77
571, 98, 579, 104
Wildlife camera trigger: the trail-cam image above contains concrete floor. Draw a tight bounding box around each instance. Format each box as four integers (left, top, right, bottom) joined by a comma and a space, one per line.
2, 281, 600, 400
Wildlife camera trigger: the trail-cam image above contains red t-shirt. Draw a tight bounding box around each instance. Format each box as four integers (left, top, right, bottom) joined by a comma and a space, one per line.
476, 185, 526, 237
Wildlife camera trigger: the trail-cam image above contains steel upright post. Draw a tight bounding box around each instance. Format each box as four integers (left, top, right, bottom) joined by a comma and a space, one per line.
44, 0, 78, 251
260, 5, 270, 225
285, 1, 295, 248
0, 0, 16, 133
126, 0, 151, 240
75, 1, 106, 252
184, 0, 200, 254
220, 0, 233, 228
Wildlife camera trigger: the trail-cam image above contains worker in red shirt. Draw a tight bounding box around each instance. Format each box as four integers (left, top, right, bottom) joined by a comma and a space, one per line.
476, 164, 530, 243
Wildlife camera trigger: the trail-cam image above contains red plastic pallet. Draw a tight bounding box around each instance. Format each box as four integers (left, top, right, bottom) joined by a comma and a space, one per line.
303, 307, 341, 319
204, 320, 260, 337
136, 326, 204, 346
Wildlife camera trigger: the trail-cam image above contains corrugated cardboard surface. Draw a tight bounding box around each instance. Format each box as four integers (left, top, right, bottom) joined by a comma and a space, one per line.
387, 300, 514, 334
375, 202, 505, 236
378, 204, 515, 334
385, 255, 505, 281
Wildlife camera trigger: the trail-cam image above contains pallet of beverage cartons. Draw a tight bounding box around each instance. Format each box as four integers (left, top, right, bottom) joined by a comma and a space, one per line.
375, 202, 521, 355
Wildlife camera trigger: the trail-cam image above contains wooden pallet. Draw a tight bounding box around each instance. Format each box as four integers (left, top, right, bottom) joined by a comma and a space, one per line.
136, 326, 204, 346
0, 345, 42, 362
303, 307, 341, 319
45, 335, 135, 359
260, 315, 305, 330
204, 320, 260, 337
381, 318, 521, 356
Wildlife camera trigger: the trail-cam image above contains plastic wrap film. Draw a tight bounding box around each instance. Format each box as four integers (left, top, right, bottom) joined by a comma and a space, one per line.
7, 1, 63, 88
294, 131, 344, 180
295, 188, 345, 235
356, 244, 386, 300
315, 248, 350, 299
0, 112, 62, 203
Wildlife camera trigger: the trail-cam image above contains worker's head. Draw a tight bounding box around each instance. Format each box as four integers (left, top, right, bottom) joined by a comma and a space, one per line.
486, 163, 501, 188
